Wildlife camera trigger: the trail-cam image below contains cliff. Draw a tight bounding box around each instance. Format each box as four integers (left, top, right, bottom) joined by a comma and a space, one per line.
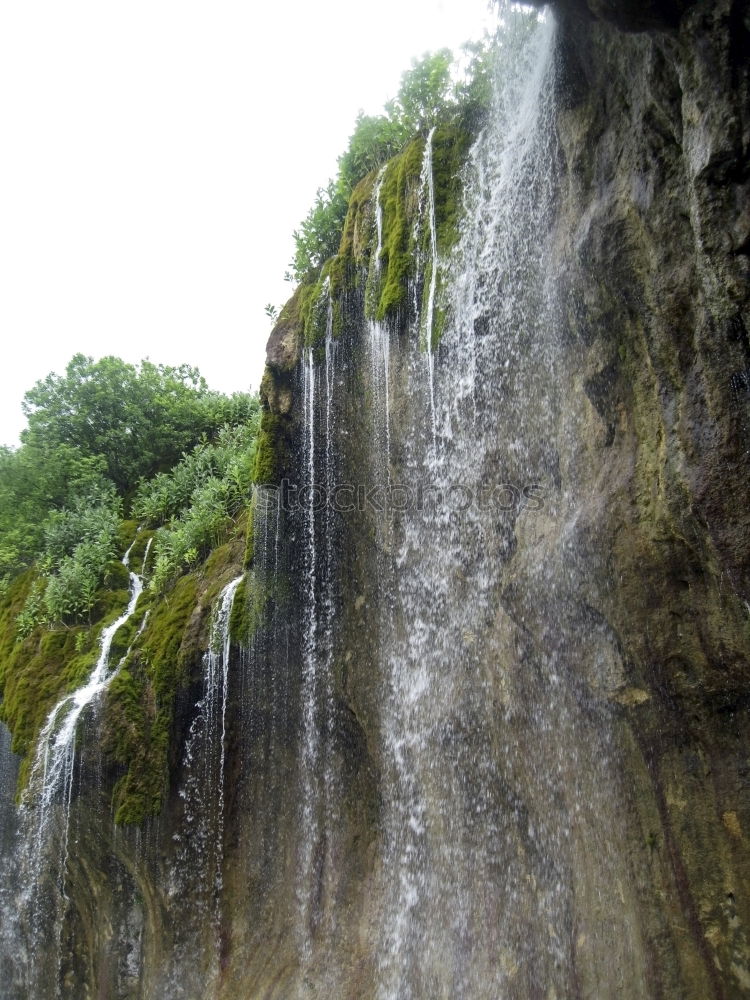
0, 1, 748, 997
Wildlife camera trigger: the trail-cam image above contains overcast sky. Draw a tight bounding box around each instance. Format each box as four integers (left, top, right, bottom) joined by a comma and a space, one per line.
0, 0, 495, 447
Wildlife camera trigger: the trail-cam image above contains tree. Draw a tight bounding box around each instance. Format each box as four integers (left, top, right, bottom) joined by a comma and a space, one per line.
337, 112, 408, 195
290, 181, 349, 281
288, 49, 459, 280
389, 49, 455, 135
453, 37, 496, 132
21, 354, 249, 492
0, 441, 108, 582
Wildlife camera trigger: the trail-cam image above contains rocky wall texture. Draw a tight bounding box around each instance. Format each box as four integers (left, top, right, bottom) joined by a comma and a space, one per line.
546, 2, 750, 992
1, 2, 748, 997
251, 1, 750, 995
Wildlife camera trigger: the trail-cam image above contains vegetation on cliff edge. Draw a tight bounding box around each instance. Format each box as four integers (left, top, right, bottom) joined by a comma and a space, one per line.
0, 357, 260, 822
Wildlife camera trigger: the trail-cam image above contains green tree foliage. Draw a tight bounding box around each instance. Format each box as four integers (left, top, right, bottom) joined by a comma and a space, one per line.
0, 355, 257, 606
387, 48, 454, 136
14, 488, 122, 633
453, 38, 497, 132
133, 420, 260, 593
337, 112, 408, 195
22, 354, 254, 492
0, 441, 109, 583
39, 495, 122, 627
289, 46, 482, 282
290, 181, 350, 283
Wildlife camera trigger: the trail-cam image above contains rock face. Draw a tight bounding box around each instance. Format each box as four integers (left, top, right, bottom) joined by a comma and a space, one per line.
1, 2, 749, 997
251, 1, 750, 995
526, 1, 750, 993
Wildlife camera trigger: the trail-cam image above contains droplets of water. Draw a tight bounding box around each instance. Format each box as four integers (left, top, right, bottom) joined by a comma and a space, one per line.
21, 536, 147, 997
375, 15, 564, 999
368, 168, 393, 486
421, 125, 439, 449
296, 282, 345, 963
168, 574, 243, 991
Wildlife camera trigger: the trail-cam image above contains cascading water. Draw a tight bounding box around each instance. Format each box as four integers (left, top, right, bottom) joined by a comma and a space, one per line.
141, 536, 153, 576
296, 280, 344, 961
29, 543, 142, 826
368, 166, 393, 482
2, 4, 737, 995
168, 574, 243, 993
0, 723, 21, 992
420, 125, 439, 447
366, 12, 650, 998
21, 538, 145, 994
297, 339, 319, 954
374, 18, 568, 996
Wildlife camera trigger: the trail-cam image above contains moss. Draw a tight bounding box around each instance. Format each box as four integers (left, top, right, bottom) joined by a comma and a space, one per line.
299, 270, 334, 348
243, 498, 255, 568
377, 138, 426, 320
228, 574, 267, 646
103, 559, 130, 591
139, 572, 199, 704
100, 571, 201, 824
415, 123, 473, 349
330, 170, 379, 301
201, 542, 241, 608
117, 520, 139, 556
0, 570, 36, 690
90, 585, 131, 627
253, 416, 278, 485
103, 664, 169, 825
253, 409, 293, 486
430, 122, 473, 255
228, 576, 248, 643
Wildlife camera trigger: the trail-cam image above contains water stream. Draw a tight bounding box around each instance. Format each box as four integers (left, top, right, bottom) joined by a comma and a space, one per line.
22, 538, 146, 993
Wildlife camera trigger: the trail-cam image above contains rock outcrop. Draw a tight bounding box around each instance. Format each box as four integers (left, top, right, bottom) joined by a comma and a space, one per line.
1, 2, 748, 997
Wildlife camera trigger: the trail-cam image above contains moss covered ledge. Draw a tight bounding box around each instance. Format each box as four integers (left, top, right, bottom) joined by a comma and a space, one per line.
101, 536, 245, 825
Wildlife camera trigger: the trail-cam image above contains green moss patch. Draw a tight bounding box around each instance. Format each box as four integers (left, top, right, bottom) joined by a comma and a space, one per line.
228, 574, 267, 646
430, 122, 473, 255
116, 520, 139, 557
253, 409, 294, 487
103, 663, 171, 825
0, 570, 136, 767
330, 170, 379, 301
377, 138, 426, 320
101, 571, 199, 824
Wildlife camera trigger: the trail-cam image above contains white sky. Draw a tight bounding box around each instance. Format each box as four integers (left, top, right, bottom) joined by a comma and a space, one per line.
0, 0, 495, 447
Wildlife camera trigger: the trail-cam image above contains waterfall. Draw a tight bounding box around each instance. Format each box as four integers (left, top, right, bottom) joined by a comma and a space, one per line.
421, 125, 439, 448
2, 3, 726, 994
296, 280, 345, 960
373, 16, 581, 998
374, 164, 386, 271
369, 166, 392, 483
168, 573, 243, 993
21, 538, 146, 994
298, 342, 319, 954
141, 536, 153, 577
368, 317, 392, 482
0, 724, 21, 996
28, 546, 143, 823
